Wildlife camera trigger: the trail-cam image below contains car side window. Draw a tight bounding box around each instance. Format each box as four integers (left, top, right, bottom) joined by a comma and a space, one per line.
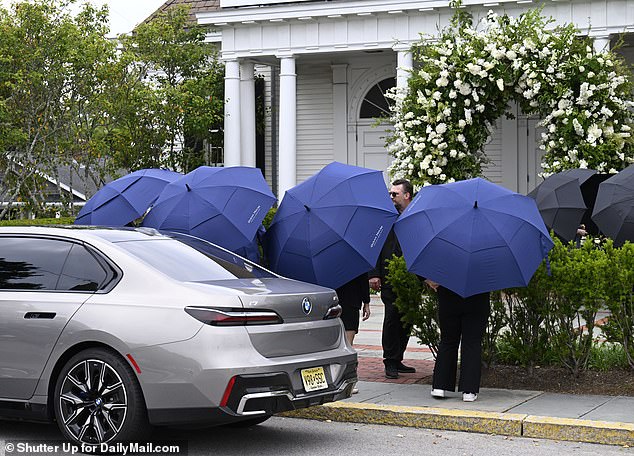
0, 237, 72, 290
57, 244, 108, 292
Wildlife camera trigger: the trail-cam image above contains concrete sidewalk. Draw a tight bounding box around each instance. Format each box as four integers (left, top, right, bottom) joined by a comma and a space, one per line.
282, 297, 634, 447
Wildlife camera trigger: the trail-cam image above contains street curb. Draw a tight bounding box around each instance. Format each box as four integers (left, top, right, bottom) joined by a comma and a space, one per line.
280, 402, 525, 436
523, 415, 634, 447
279, 402, 634, 446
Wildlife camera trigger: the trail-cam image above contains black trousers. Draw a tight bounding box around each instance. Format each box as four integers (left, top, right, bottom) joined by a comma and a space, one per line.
432, 288, 490, 393
381, 295, 411, 367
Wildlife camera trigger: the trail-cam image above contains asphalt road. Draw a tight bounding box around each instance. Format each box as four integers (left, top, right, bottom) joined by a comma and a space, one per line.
0, 417, 630, 456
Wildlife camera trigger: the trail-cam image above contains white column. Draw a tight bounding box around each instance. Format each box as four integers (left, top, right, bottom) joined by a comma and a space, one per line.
396, 47, 413, 91
332, 64, 348, 164
278, 55, 297, 198
223, 58, 241, 167
240, 61, 256, 167
593, 35, 611, 54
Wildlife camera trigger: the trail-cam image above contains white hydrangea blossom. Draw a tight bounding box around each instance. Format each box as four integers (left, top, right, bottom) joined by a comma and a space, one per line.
388, 7, 634, 185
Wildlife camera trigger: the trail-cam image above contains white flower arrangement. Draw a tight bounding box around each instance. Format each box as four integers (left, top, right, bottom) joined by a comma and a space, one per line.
387, 1, 634, 186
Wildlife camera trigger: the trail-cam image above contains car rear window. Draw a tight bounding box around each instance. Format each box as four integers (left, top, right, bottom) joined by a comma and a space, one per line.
115, 238, 275, 282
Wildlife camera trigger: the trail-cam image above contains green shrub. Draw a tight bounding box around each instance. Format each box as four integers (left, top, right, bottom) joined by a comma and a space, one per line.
600, 241, 634, 369
495, 338, 559, 367
545, 237, 606, 377
587, 342, 630, 371
386, 255, 440, 357
0, 217, 75, 226
262, 206, 277, 229
482, 292, 508, 368
498, 261, 552, 373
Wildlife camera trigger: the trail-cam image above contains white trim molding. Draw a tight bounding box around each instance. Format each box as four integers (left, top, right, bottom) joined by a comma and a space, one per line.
200, 1, 634, 60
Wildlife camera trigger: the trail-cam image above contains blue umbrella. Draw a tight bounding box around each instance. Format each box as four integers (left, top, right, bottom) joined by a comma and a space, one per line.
395, 177, 553, 298
142, 166, 276, 252
75, 168, 181, 226
264, 161, 399, 289
234, 224, 266, 264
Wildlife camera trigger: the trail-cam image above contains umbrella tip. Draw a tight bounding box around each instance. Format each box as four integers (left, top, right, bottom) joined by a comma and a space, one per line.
185, 183, 192, 192
474, 200, 478, 208
304, 204, 311, 212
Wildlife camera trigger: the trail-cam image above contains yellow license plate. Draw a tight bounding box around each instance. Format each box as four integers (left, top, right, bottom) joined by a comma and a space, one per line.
300, 366, 328, 392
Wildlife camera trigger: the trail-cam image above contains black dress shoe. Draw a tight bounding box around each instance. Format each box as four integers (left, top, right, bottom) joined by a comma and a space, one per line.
385, 366, 399, 379
397, 362, 416, 373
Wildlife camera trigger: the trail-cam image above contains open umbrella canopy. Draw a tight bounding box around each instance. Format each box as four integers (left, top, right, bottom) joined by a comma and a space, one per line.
559, 168, 598, 184
558, 168, 611, 235
142, 166, 276, 252
591, 164, 634, 247
395, 178, 553, 298
528, 173, 586, 242
264, 161, 398, 290
75, 168, 181, 226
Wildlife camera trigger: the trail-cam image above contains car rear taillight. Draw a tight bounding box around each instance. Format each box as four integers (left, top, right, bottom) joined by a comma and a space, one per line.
185, 306, 283, 326
323, 303, 342, 320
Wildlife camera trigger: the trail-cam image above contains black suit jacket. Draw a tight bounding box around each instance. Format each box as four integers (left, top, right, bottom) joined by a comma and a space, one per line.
369, 228, 402, 302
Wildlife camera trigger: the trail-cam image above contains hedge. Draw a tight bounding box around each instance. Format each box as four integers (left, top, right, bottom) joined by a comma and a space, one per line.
0, 217, 75, 226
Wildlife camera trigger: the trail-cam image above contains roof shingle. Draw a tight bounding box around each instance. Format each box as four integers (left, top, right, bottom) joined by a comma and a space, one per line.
147, 0, 220, 26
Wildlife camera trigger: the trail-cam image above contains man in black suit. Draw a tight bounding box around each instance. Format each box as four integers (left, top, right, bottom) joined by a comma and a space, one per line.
369, 178, 416, 379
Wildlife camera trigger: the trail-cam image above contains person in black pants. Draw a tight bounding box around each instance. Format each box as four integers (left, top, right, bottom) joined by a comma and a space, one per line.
336, 273, 371, 347
369, 179, 416, 379
426, 281, 490, 402
336, 273, 371, 394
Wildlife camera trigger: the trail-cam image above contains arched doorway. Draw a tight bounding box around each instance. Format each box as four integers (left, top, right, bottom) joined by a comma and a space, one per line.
355, 77, 395, 177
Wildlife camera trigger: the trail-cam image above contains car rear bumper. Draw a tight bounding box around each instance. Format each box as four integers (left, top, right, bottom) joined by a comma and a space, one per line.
147, 360, 357, 426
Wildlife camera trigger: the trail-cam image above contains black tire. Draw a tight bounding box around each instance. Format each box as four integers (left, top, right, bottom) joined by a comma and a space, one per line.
224, 415, 272, 428
53, 348, 151, 444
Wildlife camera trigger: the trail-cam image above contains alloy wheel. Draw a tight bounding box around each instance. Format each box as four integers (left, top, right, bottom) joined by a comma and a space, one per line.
58, 359, 128, 444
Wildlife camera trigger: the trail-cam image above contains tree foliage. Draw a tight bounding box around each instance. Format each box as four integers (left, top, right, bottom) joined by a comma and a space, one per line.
0, 1, 225, 218
113, 6, 224, 173
0, 0, 118, 218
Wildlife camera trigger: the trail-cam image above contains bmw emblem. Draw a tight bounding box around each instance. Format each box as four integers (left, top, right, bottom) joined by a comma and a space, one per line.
302, 297, 312, 315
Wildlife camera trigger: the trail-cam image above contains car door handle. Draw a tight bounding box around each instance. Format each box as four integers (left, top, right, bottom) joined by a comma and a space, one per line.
24, 312, 56, 319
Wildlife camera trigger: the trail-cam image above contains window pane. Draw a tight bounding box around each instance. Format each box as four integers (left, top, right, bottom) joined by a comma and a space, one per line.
116, 238, 274, 282
359, 78, 396, 119
0, 238, 71, 290
57, 245, 108, 292
167, 232, 274, 279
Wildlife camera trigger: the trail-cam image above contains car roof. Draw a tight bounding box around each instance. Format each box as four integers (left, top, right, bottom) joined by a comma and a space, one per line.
0, 225, 168, 243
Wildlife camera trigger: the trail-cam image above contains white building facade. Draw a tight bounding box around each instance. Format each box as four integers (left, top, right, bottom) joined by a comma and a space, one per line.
195, 0, 634, 197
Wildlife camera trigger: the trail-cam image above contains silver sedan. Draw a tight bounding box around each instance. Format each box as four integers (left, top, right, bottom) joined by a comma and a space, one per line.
0, 226, 357, 444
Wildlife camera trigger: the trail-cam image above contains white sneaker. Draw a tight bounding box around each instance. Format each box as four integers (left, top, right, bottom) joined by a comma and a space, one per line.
352, 387, 359, 394
430, 388, 445, 398
463, 392, 478, 402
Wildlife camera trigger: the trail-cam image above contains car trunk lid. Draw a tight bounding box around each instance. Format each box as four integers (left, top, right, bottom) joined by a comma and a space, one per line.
189, 278, 343, 358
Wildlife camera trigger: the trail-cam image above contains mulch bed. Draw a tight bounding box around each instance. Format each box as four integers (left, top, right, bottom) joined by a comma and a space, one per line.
479, 364, 634, 396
